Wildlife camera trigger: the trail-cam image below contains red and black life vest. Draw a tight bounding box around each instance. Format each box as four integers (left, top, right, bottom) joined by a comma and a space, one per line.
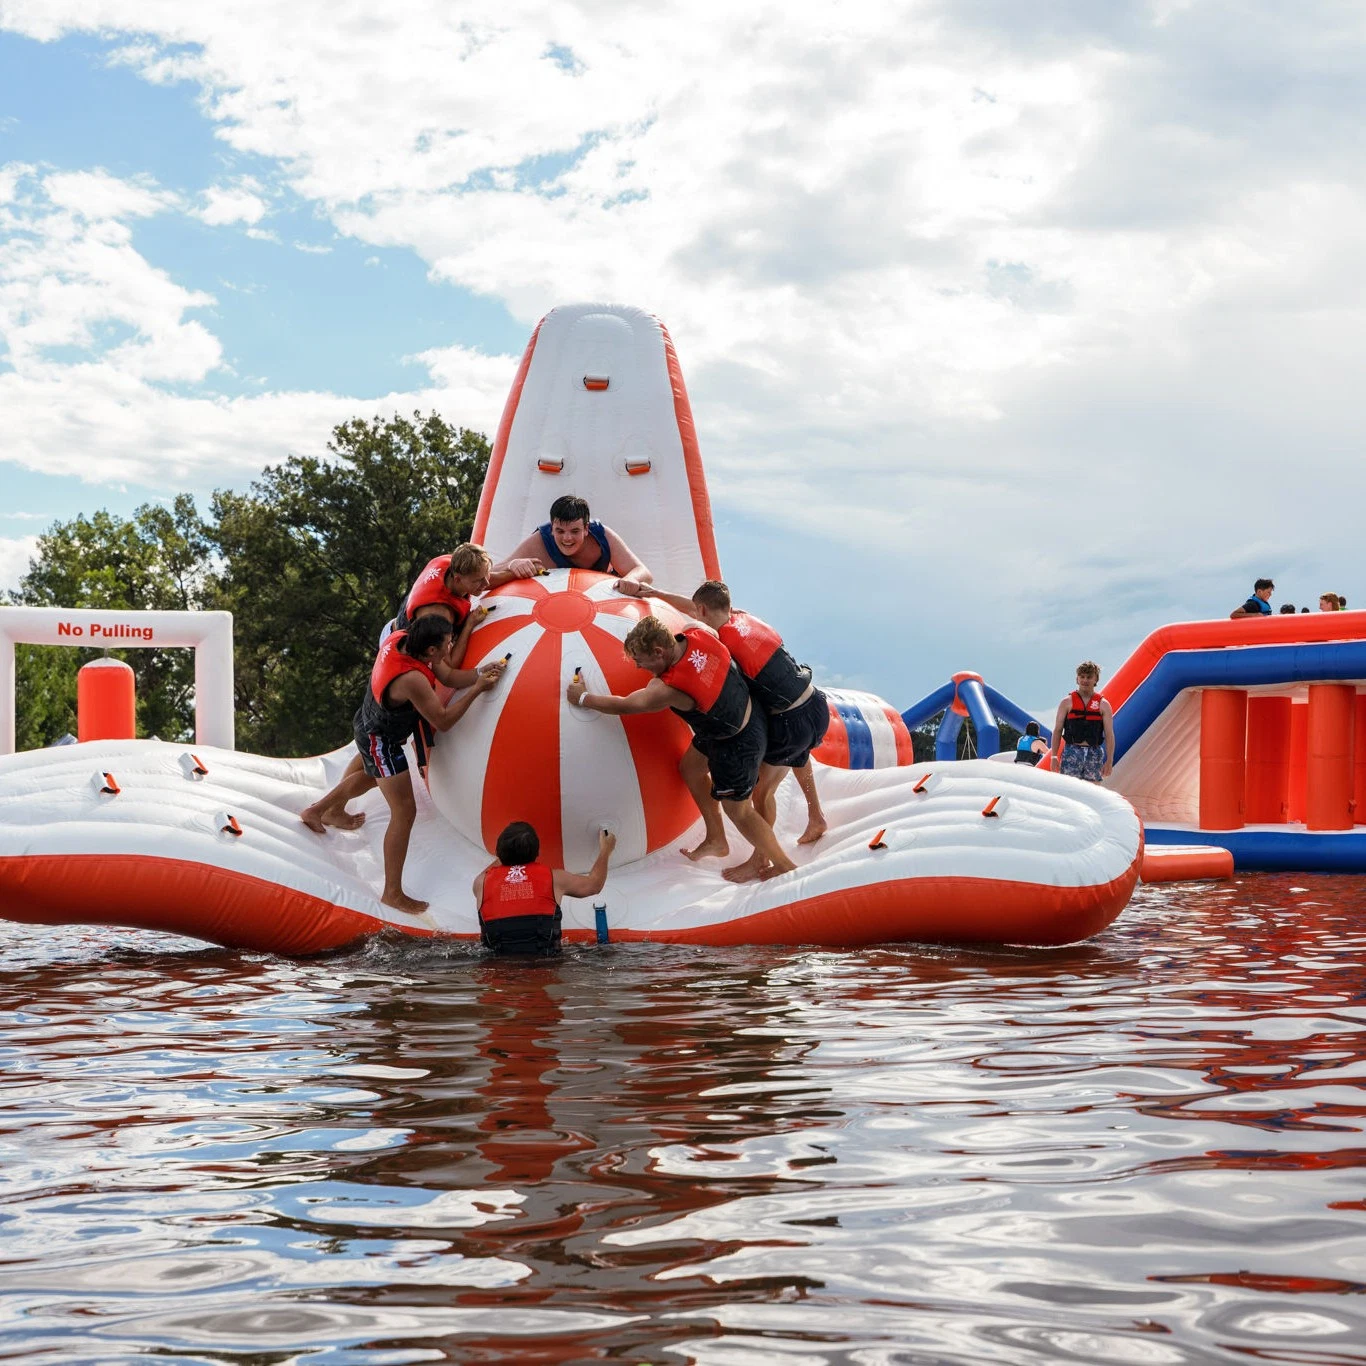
1061, 690, 1106, 747
660, 627, 751, 738
479, 861, 562, 955
358, 631, 439, 738
396, 555, 472, 632
718, 610, 811, 711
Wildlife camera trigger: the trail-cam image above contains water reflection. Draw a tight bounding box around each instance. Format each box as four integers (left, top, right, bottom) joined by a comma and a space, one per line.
1, 877, 1365, 1362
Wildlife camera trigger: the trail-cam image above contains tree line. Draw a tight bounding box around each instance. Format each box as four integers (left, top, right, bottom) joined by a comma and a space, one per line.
6, 413, 491, 756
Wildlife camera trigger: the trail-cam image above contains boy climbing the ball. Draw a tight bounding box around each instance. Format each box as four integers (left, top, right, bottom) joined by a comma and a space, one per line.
300, 614, 506, 914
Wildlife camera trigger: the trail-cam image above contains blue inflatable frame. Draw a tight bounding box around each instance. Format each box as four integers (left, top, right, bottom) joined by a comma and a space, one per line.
900, 677, 1051, 762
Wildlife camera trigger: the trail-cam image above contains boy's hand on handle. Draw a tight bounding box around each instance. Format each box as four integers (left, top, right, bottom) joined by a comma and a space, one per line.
567, 674, 587, 708
614, 579, 643, 597
472, 604, 496, 625
599, 829, 617, 857
476, 660, 506, 690
506, 557, 544, 578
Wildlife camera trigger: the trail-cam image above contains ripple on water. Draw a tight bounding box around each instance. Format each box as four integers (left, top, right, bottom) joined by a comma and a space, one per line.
3, 877, 1366, 1362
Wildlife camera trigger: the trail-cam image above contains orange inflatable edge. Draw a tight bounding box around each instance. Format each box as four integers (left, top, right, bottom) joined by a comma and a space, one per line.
0, 848, 1139, 955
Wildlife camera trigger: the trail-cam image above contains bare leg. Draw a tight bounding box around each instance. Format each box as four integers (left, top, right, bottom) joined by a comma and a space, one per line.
301, 758, 376, 834
793, 761, 827, 845
724, 766, 787, 882
679, 745, 728, 860
722, 797, 796, 879
377, 773, 427, 914
318, 754, 367, 829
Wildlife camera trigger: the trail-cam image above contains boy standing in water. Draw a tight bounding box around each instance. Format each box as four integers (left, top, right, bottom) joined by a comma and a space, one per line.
474, 822, 617, 955
301, 615, 506, 914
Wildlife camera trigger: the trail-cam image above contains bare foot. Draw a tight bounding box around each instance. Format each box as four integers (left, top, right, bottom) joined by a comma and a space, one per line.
797, 814, 828, 845
381, 890, 430, 915
322, 808, 366, 831
723, 854, 769, 884
682, 837, 729, 861
758, 858, 797, 880
299, 805, 327, 834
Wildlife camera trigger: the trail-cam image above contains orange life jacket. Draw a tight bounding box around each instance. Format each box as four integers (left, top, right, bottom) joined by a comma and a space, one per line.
397, 555, 472, 631
1062, 690, 1106, 747
660, 627, 751, 737
718, 610, 810, 710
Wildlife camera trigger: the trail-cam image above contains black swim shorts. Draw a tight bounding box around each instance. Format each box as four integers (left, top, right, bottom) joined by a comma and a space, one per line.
354, 711, 433, 779
692, 705, 768, 802
764, 687, 830, 769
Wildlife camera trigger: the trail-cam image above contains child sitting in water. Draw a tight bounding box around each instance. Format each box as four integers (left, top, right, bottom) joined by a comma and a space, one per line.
474, 821, 616, 955
301, 615, 505, 915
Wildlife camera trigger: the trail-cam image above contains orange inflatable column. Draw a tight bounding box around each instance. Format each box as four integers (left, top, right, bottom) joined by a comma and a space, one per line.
1304, 683, 1355, 831
77, 658, 136, 742
1355, 694, 1366, 825
1199, 689, 1247, 831
1244, 696, 1292, 824
1288, 701, 1308, 823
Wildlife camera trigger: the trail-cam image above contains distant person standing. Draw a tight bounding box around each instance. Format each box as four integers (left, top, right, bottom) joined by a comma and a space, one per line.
1279, 604, 1297, 615
1014, 721, 1047, 765
1319, 593, 1346, 612
1050, 662, 1115, 783
1230, 579, 1274, 618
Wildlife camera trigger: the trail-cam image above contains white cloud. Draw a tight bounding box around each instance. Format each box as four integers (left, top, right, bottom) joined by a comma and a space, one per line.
0, 535, 39, 592
196, 178, 268, 226
2, 1, 1366, 696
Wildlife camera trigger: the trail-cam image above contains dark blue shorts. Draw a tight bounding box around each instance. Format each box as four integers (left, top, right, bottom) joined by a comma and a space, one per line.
691, 706, 768, 801
354, 713, 432, 779
764, 688, 829, 769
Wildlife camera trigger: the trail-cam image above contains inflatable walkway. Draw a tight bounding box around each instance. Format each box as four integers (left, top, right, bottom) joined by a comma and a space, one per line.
1105, 615, 1366, 870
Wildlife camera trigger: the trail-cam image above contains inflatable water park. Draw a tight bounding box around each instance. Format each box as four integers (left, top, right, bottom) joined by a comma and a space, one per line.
1, 303, 1362, 957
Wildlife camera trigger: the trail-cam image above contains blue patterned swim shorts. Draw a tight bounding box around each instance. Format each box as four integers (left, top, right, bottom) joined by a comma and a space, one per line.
1059, 744, 1106, 782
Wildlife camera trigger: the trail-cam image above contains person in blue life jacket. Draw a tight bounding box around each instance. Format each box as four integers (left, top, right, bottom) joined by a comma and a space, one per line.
473, 821, 616, 956
1014, 721, 1048, 765
490, 494, 653, 586
1230, 578, 1275, 618
1049, 661, 1115, 784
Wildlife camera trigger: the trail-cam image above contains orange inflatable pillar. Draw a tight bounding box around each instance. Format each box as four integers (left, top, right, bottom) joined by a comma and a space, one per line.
1355, 694, 1366, 825
1304, 683, 1355, 831
1288, 701, 1308, 824
1199, 689, 1247, 831
77, 658, 136, 742
1244, 696, 1292, 824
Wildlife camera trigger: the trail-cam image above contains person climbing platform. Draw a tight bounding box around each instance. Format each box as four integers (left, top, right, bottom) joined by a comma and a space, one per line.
491, 495, 652, 586
616, 577, 828, 880
383, 544, 495, 674
474, 822, 617, 955
566, 615, 796, 879
300, 615, 506, 914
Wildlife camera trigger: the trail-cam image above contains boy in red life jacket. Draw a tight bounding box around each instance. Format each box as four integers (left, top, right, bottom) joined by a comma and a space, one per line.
1049, 660, 1115, 783
617, 577, 829, 878
386, 543, 495, 662
300, 615, 506, 914
473, 822, 617, 955
565, 615, 798, 880
489, 494, 653, 586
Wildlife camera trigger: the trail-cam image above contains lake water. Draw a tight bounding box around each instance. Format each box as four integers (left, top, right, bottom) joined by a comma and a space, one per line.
2, 875, 1365, 1365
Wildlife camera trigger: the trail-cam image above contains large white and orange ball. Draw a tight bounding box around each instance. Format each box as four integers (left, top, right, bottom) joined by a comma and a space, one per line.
425, 570, 698, 868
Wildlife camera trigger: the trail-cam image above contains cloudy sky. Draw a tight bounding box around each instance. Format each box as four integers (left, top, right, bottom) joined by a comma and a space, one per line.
1, 1, 1363, 714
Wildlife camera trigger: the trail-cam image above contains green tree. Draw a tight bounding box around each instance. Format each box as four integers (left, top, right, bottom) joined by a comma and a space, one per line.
8, 495, 212, 749
210, 411, 490, 755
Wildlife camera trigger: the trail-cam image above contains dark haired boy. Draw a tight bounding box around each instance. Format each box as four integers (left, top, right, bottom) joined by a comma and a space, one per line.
491, 494, 653, 586
300, 615, 506, 914
474, 822, 617, 954
1230, 578, 1275, 618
